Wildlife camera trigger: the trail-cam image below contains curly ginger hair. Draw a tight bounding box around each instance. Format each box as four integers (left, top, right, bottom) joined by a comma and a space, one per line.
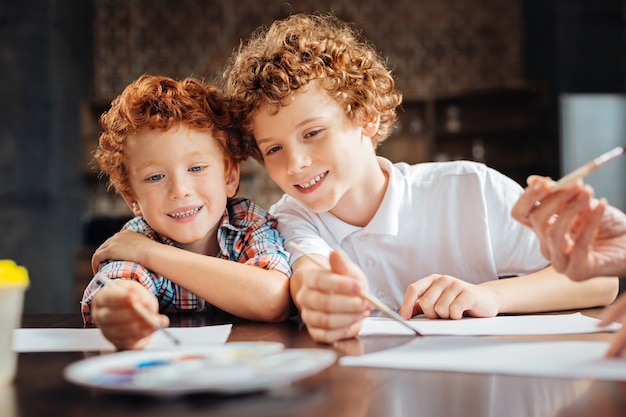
222, 12, 403, 162
96, 74, 245, 197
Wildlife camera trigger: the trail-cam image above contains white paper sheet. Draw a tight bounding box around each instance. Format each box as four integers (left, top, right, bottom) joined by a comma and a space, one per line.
340, 336, 626, 381
12, 325, 232, 352
359, 313, 621, 336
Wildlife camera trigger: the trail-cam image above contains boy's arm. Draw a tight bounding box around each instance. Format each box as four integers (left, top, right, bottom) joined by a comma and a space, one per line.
289, 259, 305, 311
140, 244, 291, 322
92, 230, 292, 322
481, 265, 619, 313
81, 261, 172, 350
399, 265, 619, 320
92, 201, 293, 322
81, 261, 150, 324
289, 254, 330, 310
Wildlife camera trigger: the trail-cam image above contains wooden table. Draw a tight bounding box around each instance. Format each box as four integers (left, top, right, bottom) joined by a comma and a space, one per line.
9, 310, 626, 417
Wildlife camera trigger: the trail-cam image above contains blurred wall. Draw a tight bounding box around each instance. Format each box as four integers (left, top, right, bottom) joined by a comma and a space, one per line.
2, 0, 624, 313
561, 95, 626, 212
91, 0, 524, 101
1, 0, 92, 313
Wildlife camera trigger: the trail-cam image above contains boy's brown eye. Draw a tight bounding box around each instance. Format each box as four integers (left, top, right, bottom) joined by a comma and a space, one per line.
304, 129, 322, 139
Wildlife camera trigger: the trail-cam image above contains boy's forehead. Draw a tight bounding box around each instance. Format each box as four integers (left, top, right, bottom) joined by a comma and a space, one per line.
252, 89, 322, 126
254, 86, 300, 115
130, 124, 213, 140
254, 101, 282, 118
251, 84, 351, 139
254, 82, 331, 115
126, 125, 220, 152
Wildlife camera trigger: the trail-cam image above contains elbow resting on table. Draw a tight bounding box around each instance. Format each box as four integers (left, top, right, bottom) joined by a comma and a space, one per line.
262, 305, 291, 323
589, 277, 620, 308
256, 276, 293, 323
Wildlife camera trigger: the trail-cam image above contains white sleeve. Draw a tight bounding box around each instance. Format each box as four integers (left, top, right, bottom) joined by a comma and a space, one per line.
269, 195, 334, 264
482, 167, 550, 275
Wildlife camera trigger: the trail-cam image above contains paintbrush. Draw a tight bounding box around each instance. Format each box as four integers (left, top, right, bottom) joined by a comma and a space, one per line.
95, 274, 181, 345
289, 242, 421, 336
553, 145, 625, 190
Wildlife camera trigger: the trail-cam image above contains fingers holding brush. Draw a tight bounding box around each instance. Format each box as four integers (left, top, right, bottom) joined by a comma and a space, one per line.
91, 279, 169, 350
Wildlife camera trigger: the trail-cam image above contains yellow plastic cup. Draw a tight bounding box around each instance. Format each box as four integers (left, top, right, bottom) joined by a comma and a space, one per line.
0, 260, 29, 386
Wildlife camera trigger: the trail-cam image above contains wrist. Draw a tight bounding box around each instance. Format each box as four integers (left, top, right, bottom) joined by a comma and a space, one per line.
135, 240, 161, 269
479, 281, 504, 314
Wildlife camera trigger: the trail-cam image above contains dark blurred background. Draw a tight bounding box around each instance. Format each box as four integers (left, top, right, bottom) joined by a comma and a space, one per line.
2, 0, 625, 314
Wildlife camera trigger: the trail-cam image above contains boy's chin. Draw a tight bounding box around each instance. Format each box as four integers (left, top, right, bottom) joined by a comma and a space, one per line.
170, 231, 215, 250
296, 196, 338, 214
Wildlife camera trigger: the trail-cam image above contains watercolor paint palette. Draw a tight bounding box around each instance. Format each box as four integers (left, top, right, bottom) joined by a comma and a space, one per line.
63, 342, 336, 395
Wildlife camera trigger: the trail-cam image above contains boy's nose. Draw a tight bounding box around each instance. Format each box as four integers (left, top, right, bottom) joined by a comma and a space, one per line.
169, 175, 192, 199
286, 147, 311, 175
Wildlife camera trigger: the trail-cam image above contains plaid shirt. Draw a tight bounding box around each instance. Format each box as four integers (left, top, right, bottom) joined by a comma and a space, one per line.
81, 197, 291, 323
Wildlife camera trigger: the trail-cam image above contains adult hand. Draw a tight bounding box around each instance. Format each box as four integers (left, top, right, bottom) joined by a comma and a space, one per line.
512, 176, 626, 281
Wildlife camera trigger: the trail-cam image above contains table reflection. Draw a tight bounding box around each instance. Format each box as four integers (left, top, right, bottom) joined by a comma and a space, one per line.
358, 371, 592, 417
15, 312, 626, 417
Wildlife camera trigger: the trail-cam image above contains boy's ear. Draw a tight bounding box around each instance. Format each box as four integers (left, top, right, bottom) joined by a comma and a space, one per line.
225, 163, 241, 198
121, 193, 142, 217
362, 114, 381, 138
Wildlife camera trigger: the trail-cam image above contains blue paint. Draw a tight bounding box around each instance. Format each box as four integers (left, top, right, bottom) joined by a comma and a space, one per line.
135, 359, 170, 369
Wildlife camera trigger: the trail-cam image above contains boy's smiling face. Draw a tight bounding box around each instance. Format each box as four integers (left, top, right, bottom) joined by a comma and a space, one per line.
123, 124, 239, 252
252, 82, 383, 224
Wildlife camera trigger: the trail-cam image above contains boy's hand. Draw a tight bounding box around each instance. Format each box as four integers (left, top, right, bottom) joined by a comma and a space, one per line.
91, 279, 168, 350
295, 250, 372, 343
399, 274, 499, 320
91, 230, 153, 273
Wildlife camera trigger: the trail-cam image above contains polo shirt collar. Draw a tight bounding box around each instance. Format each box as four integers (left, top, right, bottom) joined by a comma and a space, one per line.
318, 157, 402, 243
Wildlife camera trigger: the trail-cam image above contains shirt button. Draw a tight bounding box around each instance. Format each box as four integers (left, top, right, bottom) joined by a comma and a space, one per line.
358, 235, 368, 242
365, 259, 375, 267
376, 290, 385, 299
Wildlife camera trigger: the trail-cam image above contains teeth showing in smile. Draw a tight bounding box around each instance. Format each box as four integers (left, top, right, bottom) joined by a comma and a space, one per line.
299, 172, 326, 189
169, 207, 200, 218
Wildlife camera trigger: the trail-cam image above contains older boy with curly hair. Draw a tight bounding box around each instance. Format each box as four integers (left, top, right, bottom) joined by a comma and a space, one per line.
82, 74, 291, 350
222, 12, 618, 343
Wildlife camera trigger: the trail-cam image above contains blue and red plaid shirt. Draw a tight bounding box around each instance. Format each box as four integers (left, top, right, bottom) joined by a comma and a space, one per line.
81, 197, 291, 323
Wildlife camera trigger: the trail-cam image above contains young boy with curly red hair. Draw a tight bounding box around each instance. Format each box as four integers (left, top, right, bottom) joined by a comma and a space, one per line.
221, 12, 618, 343
81, 74, 291, 350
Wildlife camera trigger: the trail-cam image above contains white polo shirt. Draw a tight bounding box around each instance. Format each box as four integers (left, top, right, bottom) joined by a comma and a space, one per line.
270, 157, 549, 311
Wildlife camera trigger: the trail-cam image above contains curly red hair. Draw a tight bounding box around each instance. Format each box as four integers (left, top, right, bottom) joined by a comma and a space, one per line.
96, 74, 245, 196
222, 12, 402, 162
